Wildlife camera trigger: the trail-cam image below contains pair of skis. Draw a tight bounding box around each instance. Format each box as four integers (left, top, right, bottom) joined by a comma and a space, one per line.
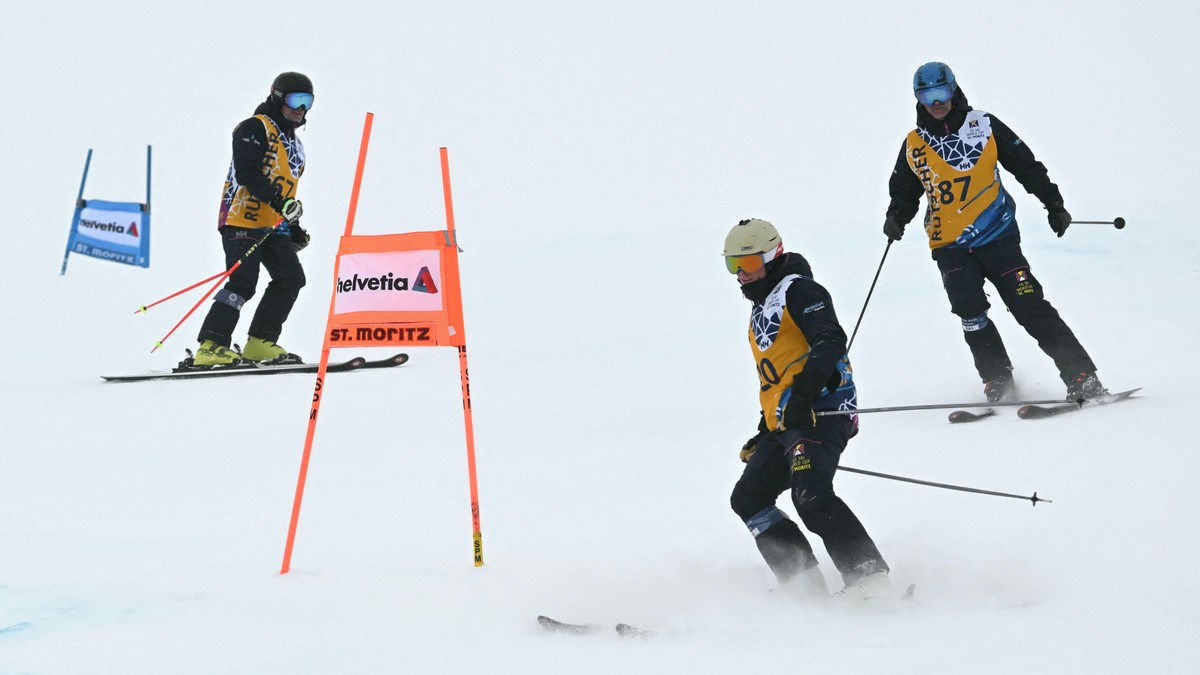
101, 352, 409, 382
537, 616, 651, 639
947, 388, 1141, 424
816, 388, 1140, 424
538, 584, 916, 638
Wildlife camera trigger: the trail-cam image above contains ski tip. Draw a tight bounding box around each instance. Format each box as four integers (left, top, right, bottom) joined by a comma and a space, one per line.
1015, 404, 1041, 419
948, 408, 995, 423
615, 623, 652, 639
536, 615, 602, 635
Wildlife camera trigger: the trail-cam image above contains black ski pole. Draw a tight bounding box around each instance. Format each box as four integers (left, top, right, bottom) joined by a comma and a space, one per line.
815, 395, 1069, 416
847, 239, 892, 352
839, 465, 1051, 506
1072, 217, 1126, 229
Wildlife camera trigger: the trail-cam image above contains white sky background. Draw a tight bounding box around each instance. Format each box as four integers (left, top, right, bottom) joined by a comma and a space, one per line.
2, 1, 1199, 673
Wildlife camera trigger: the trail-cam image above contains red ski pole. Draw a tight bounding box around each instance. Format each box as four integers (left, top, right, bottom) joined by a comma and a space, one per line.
150, 261, 243, 353
134, 270, 227, 314
148, 224, 279, 353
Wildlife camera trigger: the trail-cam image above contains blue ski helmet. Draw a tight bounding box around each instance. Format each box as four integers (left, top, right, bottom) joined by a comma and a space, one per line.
913, 62, 956, 106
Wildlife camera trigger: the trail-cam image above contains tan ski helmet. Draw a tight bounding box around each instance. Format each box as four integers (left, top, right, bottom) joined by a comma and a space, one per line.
724, 218, 782, 257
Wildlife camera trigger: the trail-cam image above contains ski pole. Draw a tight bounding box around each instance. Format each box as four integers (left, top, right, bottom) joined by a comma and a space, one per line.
816, 396, 1069, 416
134, 270, 227, 314
1072, 217, 1125, 229
149, 262, 244, 353
839, 465, 1051, 506
135, 223, 282, 313
148, 225, 278, 353
847, 239, 892, 352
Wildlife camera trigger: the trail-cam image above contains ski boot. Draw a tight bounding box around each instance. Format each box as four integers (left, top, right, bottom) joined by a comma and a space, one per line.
832, 572, 892, 602
983, 374, 1015, 402
242, 336, 300, 364
191, 339, 242, 368
1065, 371, 1108, 402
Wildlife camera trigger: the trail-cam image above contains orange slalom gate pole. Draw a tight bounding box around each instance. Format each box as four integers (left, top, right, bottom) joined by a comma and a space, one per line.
441, 147, 484, 566
281, 112, 374, 575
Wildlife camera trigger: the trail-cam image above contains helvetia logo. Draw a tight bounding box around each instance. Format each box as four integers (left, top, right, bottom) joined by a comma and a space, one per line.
79, 219, 139, 236
412, 267, 438, 294
337, 267, 439, 294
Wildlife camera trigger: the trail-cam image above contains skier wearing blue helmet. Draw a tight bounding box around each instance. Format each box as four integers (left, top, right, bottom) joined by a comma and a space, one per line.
883, 62, 1107, 404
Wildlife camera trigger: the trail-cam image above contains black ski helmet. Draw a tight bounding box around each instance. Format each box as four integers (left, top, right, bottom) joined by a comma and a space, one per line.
270, 71, 313, 103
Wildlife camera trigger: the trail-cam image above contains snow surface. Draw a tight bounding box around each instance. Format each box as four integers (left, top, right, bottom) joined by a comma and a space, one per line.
3, 2, 1199, 673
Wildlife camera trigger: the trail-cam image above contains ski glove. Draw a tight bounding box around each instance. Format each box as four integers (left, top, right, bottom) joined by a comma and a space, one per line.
883, 214, 905, 242
781, 369, 829, 432
739, 431, 767, 463
270, 196, 304, 224
781, 395, 818, 432
1047, 203, 1071, 238
740, 416, 770, 462
290, 224, 310, 252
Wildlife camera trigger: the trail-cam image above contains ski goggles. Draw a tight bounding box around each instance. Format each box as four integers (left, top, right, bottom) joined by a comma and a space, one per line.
915, 85, 954, 107
283, 92, 315, 110
724, 243, 782, 274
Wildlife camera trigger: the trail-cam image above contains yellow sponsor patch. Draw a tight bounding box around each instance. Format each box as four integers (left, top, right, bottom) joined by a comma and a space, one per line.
791, 450, 812, 473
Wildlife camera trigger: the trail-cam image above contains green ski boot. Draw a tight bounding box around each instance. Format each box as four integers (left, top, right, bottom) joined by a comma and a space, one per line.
242, 336, 292, 363
193, 339, 242, 367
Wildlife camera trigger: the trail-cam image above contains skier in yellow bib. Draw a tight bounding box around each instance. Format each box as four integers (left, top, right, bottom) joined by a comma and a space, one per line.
883, 62, 1106, 403
194, 72, 314, 367
726, 219, 890, 602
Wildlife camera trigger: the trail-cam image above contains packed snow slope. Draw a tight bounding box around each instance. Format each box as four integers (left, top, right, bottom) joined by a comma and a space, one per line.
2, 2, 1198, 673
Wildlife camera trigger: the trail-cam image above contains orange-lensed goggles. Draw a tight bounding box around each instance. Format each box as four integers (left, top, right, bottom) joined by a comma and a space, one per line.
725, 243, 782, 274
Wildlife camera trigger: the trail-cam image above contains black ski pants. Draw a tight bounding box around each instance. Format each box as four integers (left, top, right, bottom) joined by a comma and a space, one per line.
933, 238, 1094, 385
731, 417, 888, 585
197, 226, 306, 347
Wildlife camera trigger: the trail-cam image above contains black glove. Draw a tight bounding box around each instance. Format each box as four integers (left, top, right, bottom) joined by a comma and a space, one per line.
1047, 203, 1071, 238
781, 369, 829, 432
289, 224, 310, 252
739, 416, 770, 462
270, 195, 304, 224
781, 392, 817, 432
739, 432, 764, 463
883, 214, 905, 242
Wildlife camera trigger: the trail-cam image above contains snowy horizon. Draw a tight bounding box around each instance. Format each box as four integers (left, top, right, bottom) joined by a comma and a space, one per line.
3, 2, 1199, 673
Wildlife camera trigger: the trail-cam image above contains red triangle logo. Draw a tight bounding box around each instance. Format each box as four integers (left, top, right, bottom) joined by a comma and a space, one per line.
413, 266, 438, 294
127, 222, 139, 237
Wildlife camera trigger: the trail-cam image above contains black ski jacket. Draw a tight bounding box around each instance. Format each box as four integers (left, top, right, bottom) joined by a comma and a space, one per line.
229, 101, 302, 207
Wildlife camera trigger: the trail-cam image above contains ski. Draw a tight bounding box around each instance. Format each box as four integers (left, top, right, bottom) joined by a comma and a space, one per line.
1017, 387, 1141, 420
834, 582, 917, 603
615, 623, 653, 639
537, 615, 652, 639
357, 352, 411, 370
101, 353, 409, 382
536, 615, 601, 635
948, 408, 996, 424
